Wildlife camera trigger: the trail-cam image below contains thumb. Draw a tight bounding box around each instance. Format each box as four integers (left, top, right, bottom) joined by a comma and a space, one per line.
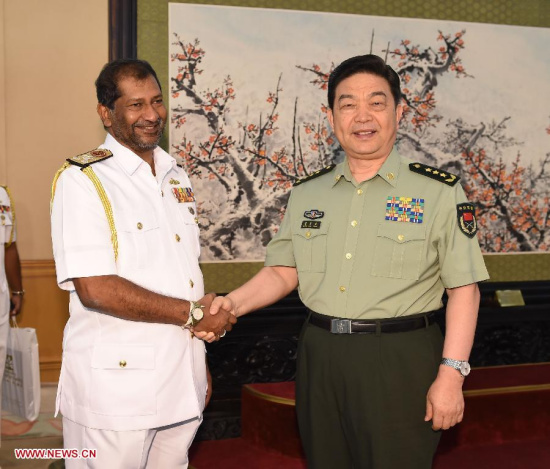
210, 297, 223, 315
425, 398, 433, 422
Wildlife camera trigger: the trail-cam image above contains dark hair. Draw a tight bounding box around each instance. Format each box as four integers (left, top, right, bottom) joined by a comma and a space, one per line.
95, 59, 162, 109
327, 54, 402, 110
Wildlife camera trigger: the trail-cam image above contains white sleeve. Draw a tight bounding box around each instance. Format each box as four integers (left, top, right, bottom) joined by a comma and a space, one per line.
51, 167, 117, 291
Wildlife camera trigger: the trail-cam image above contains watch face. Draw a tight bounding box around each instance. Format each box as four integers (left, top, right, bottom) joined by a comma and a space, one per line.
193, 307, 204, 321
460, 362, 471, 376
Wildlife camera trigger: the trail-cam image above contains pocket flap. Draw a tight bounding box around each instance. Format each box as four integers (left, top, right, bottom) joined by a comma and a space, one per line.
377, 223, 426, 243
116, 211, 159, 233
294, 220, 329, 239
91, 344, 155, 370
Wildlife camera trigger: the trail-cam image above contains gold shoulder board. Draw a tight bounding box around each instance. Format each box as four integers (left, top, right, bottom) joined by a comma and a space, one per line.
67, 149, 113, 168
294, 164, 336, 186
409, 162, 460, 187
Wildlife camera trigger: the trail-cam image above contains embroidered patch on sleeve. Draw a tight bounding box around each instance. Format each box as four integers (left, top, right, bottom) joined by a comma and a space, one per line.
172, 187, 196, 203
385, 197, 424, 223
457, 203, 477, 238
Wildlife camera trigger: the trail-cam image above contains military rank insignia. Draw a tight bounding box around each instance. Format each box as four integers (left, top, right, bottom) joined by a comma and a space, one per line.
172, 187, 195, 203
457, 203, 477, 238
169, 178, 180, 185
385, 197, 424, 223
409, 163, 459, 186
304, 210, 324, 220
67, 149, 113, 168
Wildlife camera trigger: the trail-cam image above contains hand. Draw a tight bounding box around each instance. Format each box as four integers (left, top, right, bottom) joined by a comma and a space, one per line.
192, 293, 236, 341
10, 295, 22, 317
425, 366, 465, 430
194, 295, 236, 342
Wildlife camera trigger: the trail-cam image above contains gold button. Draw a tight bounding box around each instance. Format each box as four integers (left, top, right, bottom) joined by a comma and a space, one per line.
189, 279, 194, 288
137, 222, 143, 230
357, 189, 363, 195
305, 231, 311, 238
335, 175, 341, 181
387, 172, 395, 180
351, 220, 358, 227
345, 253, 352, 260
0, 215, 5, 220
194, 217, 199, 224
397, 234, 405, 242
175, 234, 181, 242
119, 360, 127, 368
339, 286, 346, 293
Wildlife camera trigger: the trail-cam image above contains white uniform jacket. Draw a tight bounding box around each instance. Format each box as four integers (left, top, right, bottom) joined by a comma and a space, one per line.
51, 134, 207, 431
0, 185, 15, 334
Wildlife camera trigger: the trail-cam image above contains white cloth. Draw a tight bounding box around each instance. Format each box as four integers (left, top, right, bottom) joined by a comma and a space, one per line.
63, 416, 201, 468
51, 135, 207, 431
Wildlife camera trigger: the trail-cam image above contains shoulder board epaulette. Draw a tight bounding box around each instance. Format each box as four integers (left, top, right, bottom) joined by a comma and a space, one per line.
409, 162, 460, 186
67, 149, 113, 169
294, 164, 336, 186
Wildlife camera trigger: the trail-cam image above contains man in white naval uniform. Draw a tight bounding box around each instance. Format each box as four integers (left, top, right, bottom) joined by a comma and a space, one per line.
0, 185, 24, 430
50, 59, 235, 468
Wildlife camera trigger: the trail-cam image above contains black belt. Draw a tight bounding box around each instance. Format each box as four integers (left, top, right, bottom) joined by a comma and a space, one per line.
308, 310, 435, 334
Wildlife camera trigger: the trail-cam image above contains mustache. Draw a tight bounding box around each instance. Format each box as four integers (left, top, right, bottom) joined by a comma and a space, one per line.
133, 118, 164, 128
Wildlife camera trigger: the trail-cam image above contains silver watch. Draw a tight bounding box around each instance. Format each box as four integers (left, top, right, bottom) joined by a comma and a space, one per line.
441, 358, 471, 377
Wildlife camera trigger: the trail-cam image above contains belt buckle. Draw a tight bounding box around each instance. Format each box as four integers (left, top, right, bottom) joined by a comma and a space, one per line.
331, 319, 352, 334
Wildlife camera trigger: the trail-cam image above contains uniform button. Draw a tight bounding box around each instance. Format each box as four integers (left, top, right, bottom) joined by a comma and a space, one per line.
188, 207, 195, 215
339, 286, 346, 293
161, 191, 164, 197
119, 360, 127, 368
137, 222, 143, 230
386, 172, 395, 180
357, 189, 363, 195
175, 234, 181, 242
0, 215, 5, 220
345, 253, 352, 260
351, 220, 358, 227
305, 231, 311, 238
189, 279, 194, 288
398, 234, 405, 242
194, 217, 199, 224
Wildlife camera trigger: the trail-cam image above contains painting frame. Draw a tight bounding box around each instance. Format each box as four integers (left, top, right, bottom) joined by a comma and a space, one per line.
136, 0, 550, 290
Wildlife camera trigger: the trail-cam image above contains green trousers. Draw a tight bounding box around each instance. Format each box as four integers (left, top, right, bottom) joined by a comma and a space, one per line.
296, 320, 443, 469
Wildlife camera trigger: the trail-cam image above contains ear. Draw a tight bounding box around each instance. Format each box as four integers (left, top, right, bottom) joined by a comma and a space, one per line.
97, 103, 112, 128
327, 107, 334, 131
395, 100, 404, 126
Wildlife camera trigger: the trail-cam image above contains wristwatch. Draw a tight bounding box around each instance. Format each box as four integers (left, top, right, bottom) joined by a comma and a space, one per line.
184, 301, 204, 328
441, 358, 471, 377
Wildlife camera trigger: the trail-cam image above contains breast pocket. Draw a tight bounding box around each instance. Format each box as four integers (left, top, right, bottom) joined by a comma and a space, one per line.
90, 343, 156, 416
292, 221, 329, 273
116, 211, 160, 269
371, 223, 426, 280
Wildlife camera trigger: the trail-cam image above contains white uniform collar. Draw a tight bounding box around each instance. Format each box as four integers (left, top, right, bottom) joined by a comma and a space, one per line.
101, 133, 176, 179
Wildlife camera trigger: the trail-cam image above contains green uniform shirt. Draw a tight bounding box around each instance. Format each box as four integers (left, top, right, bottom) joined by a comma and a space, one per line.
265, 148, 489, 319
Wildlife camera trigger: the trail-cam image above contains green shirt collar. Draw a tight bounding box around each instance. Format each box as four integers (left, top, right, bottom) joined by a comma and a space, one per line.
333, 147, 401, 188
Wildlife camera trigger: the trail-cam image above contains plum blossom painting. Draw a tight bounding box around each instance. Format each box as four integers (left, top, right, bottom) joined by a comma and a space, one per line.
169, 4, 550, 261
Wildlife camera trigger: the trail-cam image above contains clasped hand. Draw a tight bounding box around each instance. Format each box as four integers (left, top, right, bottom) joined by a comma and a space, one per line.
191, 293, 236, 341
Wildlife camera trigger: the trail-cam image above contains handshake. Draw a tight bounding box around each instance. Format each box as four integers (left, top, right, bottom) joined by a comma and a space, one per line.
187, 292, 237, 342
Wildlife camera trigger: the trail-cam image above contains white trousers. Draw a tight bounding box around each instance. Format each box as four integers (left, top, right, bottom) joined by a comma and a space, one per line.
63, 416, 201, 469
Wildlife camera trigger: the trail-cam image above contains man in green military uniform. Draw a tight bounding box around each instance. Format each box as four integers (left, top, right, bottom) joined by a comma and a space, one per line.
207, 54, 489, 468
